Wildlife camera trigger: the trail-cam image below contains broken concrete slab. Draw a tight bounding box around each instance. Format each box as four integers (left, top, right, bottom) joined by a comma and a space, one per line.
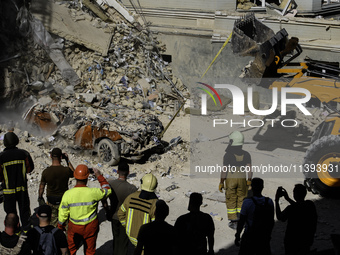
96, 0, 141, 26
31, 0, 113, 56
76, 93, 97, 104
38, 96, 53, 106
137, 78, 150, 95
83, 0, 111, 22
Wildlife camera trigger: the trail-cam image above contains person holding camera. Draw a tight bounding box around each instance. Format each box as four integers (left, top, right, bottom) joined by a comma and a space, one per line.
38, 148, 75, 227
275, 184, 317, 255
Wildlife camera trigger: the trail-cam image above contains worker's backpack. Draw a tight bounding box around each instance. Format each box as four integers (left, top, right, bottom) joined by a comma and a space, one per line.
0, 234, 27, 255
34, 226, 58, 255
248, 197, 274, 241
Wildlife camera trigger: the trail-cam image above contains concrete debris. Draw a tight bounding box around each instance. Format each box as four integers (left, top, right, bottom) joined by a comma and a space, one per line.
237, 0, 257, 11
0, 0, 190, 169
96, 0, 142, 28
237, 0, 297, 16
31, 0, 114, 56
165, 184, 179, 192
1, 0, 189, 111
82, 0, 111, 23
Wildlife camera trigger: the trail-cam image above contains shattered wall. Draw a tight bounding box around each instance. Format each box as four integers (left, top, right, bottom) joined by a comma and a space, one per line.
0, 0, 31, 108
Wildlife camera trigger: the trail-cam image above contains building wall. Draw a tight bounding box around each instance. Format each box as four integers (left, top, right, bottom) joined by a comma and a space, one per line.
297, 0, 322, 11
121, 0, 236, 12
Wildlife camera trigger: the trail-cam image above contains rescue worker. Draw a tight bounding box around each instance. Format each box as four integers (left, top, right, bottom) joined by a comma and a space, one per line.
38, 148, 75, 227
0, 132, 34, 230
118, 173, 158, 247
58, 165, 111, 255
219, 131, 252, 229
103, 162, 137, 255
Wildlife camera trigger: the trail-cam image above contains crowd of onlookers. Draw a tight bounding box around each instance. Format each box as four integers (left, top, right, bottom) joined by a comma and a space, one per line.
0, 131, 321, 255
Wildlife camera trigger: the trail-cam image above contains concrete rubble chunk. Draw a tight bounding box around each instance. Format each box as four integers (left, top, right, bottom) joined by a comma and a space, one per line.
137, 78, 150, 95
30, 0, 113, 56
38, 96, 53, 106
77, 93, 97, 104
96, 0, 142, 27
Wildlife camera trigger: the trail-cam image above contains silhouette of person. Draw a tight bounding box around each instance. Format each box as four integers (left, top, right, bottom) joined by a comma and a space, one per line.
134, 200, 177, 255
175, 192, 215, 255
235, 178, 274, 255
275, 184, 317, 255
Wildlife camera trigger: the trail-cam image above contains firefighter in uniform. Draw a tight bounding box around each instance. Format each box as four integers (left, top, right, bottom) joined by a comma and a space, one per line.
58, 165, 111, 255
118, 173, 158, 247
0, 132, 34, 230
219, 131, 252, 230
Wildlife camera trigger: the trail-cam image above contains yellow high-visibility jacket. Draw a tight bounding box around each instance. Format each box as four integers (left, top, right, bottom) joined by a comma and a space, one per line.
58, 175, 111, 226
118, 191, 157, 246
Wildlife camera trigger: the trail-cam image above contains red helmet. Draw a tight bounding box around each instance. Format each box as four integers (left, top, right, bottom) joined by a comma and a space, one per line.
74, 164, 90, 180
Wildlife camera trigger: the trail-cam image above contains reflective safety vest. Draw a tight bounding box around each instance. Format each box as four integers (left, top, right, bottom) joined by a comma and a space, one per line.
58, 175, 111, 226
118, 191, 157, 246
0, 148, 34, 196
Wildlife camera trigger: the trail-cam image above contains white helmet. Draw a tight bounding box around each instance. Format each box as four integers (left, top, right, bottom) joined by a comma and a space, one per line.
141, 173, 158, 192
229, 131, 244, 146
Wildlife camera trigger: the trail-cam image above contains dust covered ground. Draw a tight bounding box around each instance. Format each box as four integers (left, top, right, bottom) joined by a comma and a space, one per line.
0, 110, 339, 255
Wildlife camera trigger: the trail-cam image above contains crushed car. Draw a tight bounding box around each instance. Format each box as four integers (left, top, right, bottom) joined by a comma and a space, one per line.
23, 101, 165, 165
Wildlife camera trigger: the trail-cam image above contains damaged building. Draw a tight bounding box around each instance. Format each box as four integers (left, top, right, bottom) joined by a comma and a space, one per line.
0, 0, 190, 166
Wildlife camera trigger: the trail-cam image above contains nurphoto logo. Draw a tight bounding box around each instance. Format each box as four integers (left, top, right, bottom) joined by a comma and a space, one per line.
199, 84, 311, 116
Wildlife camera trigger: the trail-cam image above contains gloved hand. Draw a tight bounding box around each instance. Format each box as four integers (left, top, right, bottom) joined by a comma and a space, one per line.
247, 180, 252, 190
38, 197, 46, 206
58, 223, 66, 231
234, 233, 241, 247
218, 183, 224, 193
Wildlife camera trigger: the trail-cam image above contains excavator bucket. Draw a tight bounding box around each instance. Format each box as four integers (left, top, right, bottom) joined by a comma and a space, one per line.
231, 13, 275, 57
231, 13, 299, 81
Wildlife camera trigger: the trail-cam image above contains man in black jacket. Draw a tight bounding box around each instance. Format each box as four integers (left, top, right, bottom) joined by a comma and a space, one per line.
0, 132, 34, 229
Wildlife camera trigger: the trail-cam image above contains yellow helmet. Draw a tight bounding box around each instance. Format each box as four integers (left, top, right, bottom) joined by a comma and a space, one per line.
229, 131, 244, 146
141, 173, 158, 192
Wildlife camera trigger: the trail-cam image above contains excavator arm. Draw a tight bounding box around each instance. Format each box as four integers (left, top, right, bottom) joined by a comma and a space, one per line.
232, 14, 340, 196
232, 13, 340, 107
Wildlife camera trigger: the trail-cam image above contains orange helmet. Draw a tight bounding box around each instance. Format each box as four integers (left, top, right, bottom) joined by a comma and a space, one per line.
74, 164, 90, 180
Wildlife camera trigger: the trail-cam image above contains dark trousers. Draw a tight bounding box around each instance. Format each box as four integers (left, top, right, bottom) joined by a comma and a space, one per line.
3, 191, 31, 229
112, 219, 129, 255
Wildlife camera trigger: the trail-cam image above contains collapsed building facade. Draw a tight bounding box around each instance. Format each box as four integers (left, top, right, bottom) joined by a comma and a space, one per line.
0, 0, 190, 165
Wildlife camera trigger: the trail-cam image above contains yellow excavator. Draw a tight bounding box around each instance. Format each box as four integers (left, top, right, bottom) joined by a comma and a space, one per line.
231, 13, 340, 196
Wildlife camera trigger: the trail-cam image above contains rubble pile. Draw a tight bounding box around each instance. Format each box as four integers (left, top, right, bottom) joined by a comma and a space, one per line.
0, 0, 191, 178
237, 0, 257, 10
2, 0, 189, 112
